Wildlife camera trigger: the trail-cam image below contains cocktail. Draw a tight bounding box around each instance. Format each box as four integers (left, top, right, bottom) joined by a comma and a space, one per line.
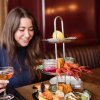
0, 66, 14, 100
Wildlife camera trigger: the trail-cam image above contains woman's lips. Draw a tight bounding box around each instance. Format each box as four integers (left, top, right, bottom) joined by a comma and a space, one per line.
23, 39, 30, 43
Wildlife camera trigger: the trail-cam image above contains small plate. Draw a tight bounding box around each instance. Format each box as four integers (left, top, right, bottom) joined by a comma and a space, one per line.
43, 37, 77, 43
42, 70, 57, 75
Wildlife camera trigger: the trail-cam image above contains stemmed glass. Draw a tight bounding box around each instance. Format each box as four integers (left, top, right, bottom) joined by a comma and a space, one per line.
0, 66, 14, 100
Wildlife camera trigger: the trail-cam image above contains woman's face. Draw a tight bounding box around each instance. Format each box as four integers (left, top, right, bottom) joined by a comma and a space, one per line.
14, 18, 34, 47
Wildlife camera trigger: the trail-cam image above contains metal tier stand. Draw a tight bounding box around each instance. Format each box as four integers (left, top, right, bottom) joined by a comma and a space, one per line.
42, 16, 77, 91
54, 16, 66, 89
54, 16, 65, 60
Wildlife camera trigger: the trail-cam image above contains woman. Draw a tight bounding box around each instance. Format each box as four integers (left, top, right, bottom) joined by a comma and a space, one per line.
0, 7, 43, 94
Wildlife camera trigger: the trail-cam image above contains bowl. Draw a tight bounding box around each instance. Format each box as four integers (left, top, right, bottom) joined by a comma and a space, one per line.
42, 59, 57, 72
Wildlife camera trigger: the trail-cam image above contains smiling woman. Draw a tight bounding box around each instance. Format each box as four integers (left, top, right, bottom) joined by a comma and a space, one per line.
0, 7, 44, 97
14, 18, 34, 47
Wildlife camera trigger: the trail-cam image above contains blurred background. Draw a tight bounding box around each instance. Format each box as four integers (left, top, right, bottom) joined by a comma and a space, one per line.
0, 0, 100, 51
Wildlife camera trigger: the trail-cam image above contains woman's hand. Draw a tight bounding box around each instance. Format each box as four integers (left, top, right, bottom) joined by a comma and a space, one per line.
0, 80, 9, 93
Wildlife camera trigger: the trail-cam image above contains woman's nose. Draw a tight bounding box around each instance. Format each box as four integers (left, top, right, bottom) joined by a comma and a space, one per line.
24, 30, 30, 38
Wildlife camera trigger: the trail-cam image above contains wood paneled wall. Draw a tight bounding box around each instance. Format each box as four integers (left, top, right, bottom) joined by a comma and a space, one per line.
8, 0, 43, 34
8, 0, 100, 48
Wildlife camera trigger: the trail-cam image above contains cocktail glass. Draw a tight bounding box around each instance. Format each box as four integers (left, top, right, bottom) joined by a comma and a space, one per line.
0, 66, 14, 100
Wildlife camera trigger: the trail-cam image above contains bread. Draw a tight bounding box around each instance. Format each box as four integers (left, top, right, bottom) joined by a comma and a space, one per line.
58, 84, 72, 94
38, 89, 63, 100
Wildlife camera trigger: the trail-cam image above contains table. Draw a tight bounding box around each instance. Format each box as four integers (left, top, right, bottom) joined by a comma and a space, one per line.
16, 68, 100, 100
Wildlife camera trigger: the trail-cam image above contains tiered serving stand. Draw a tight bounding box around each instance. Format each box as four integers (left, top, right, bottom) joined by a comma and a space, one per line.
43, 16, 77, 89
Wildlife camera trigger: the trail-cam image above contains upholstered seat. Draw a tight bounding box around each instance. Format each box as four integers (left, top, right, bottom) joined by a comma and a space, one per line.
44, 44, 100, 69
39, 44, 100, 82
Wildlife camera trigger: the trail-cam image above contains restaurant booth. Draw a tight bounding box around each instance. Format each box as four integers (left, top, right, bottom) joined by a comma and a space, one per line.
2, 0, 100, 100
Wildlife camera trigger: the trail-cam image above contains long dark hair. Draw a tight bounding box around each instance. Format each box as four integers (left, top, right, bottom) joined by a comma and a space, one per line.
0, 7, 43, 80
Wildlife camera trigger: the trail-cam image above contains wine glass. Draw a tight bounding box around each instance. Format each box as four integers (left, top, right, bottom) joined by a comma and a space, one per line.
0, 66, 14, 100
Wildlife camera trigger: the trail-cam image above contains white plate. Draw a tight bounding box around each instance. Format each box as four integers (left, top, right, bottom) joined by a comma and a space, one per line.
64, 91, 91, 100
49, 75, 82, 85
43, 37, 77, 43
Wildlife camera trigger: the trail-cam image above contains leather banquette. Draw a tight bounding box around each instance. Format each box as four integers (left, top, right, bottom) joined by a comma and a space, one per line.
44, 44, 100, 69
39, 44, 100, 82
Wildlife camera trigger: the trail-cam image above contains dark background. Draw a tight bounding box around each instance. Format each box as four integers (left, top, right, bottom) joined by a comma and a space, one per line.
8, 0, 100, 50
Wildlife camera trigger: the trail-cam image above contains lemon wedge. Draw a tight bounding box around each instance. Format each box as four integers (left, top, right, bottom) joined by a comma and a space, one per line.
52, 30, 64, 40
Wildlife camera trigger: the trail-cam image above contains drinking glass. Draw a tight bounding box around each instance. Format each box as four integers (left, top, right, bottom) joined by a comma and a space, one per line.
0, 66, 14, 100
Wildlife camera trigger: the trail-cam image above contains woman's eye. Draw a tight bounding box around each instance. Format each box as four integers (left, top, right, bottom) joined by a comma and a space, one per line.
19, 29, 24, 32
29, 29, 34, 31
